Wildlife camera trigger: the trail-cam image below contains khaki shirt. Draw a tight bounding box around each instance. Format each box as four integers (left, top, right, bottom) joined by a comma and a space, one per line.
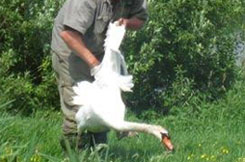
51, 0, 148, 57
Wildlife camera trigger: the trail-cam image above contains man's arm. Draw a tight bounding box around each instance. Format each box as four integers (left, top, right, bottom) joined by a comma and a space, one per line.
60, 29, 99, 69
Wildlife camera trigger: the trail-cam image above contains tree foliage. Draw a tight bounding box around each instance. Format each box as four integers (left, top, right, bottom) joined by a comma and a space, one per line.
123, 0, 244, 112
0, 0, 64, 113
0, 0, 244, 114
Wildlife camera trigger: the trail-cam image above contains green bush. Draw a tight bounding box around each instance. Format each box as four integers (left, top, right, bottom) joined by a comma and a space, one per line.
123, 0, 244, 112
0, 0, 244, 114
0, 0, 63, 113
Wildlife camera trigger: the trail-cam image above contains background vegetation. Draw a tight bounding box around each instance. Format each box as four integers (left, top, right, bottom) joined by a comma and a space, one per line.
123, 0, 244, 112
0, 0, 244, 114
0, 0, 63, 114
0, 0, 245, 161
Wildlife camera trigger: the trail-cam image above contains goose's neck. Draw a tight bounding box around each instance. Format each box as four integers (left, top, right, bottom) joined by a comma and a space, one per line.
101, 49, 121, 73
115, 121, 165, 140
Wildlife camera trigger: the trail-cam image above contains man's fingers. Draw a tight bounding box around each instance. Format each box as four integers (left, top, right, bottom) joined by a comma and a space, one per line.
116, 18, 123, 26
116, 18, 128, 27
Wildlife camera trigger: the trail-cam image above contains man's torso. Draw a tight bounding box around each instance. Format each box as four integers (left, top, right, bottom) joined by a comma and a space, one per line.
51, 0, 147, 57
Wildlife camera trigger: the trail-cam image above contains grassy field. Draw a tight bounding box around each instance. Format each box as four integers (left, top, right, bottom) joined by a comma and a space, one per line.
0, 73, 245, 162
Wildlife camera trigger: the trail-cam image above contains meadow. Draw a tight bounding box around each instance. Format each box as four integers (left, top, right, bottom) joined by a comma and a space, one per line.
1, 0, 244, 161
0, 71, 245, 162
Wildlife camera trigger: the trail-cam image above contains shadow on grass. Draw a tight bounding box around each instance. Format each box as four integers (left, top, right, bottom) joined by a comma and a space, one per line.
105, 136, 171, 162
108, 146, 157, 162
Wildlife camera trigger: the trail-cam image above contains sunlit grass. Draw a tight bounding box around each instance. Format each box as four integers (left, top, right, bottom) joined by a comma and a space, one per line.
0, 74, 245, 161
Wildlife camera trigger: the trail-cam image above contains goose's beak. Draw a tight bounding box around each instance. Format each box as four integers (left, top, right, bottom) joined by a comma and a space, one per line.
161, 133, 174, 151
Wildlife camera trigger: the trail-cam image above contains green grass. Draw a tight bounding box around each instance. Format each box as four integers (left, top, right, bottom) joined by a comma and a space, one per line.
1, 74, 245, 162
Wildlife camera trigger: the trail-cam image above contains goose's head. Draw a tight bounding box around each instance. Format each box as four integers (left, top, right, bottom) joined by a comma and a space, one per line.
151, 126, 174, 151
161, 132, 174, 152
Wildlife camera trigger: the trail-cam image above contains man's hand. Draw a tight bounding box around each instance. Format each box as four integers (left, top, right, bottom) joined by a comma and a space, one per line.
117, 18, 129, 26
117, 17, 145, 30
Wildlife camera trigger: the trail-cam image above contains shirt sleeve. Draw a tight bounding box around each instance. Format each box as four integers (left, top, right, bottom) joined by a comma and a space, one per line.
63, 0, 96, 35
129, 0, 148, 21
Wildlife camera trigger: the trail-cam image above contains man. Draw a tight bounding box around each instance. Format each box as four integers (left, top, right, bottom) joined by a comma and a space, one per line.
51, 0, 148, 151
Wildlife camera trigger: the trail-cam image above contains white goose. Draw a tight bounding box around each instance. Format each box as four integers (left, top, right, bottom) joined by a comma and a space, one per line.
73, 22, 174, 151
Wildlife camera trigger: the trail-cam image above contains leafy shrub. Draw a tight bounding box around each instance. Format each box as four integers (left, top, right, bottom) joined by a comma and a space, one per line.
123, 0, 244, 112
0, 0, 244, 114
0, 0, 63, 113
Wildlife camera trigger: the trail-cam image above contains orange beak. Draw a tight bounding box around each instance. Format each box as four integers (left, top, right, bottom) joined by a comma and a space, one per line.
161, 133, 174, 151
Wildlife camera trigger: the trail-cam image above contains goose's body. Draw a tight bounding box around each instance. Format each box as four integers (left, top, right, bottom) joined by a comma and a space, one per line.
73, 22, 174, 151
74, 80, 125, 132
